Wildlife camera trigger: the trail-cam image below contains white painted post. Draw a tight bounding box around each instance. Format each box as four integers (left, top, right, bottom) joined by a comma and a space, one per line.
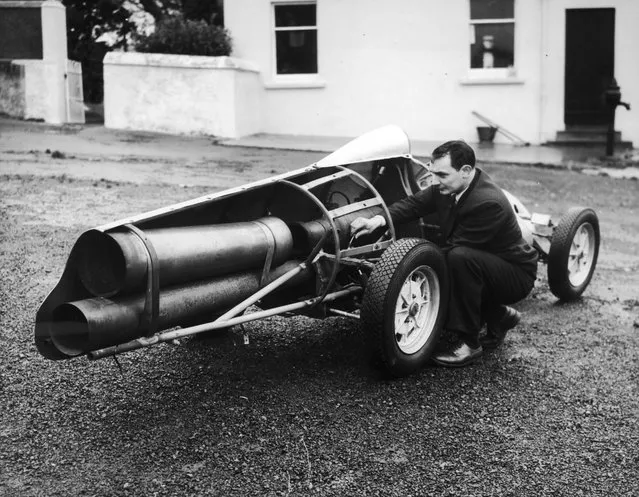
41, 0, 67, 62
40, 0, 84, 123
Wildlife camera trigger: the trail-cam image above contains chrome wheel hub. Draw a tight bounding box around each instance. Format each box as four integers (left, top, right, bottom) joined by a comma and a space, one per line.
568, 222, 596, 287
394, 265, 440, 355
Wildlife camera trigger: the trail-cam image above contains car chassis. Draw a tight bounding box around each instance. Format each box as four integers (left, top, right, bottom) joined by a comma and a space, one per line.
35, 126, 600, 377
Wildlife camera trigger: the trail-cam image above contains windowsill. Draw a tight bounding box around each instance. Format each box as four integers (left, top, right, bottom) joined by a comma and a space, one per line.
460, 76, 524, 86
264, 76, 326, 89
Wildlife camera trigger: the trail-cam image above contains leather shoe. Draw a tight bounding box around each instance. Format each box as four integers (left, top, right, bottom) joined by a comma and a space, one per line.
432, 341, 483, 367
481, 306, 521, 349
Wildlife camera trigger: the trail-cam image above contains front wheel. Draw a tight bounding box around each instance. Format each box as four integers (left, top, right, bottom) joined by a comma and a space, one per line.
360, 238, 448, 377
547, 207, 600, 301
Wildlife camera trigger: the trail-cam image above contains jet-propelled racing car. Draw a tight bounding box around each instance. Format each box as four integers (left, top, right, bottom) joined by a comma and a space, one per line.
35, 126, 600, 377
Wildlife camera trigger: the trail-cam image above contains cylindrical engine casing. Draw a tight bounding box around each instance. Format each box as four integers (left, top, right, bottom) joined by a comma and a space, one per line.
76, 217, 293, 297
290, 205, 384, 253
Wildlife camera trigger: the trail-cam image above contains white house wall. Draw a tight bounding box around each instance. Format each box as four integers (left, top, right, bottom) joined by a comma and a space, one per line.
225, 0, 638, 145
234, 68, 265, 138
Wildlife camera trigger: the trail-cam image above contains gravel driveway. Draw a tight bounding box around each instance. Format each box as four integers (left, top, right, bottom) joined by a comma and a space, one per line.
1, 129, 638, 496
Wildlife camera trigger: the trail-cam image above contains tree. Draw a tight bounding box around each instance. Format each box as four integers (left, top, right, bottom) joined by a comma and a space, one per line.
64, 0, 136, 102
136, 16, 231, 56
182, 0, 224, 26
62, 0, 225, 103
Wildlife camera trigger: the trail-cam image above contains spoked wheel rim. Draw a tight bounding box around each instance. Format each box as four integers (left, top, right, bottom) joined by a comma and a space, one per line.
393, 265, 440, 355
568, 222, 596, 287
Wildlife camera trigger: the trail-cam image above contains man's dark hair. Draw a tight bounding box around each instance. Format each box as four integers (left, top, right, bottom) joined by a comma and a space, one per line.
431, 140, 476, 170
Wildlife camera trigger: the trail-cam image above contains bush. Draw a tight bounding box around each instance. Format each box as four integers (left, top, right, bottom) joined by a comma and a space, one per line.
136, 16, 232, 57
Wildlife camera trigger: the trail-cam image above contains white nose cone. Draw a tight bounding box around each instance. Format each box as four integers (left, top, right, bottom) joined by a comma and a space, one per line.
502, 189, 534, 245
316, 125, 411, 168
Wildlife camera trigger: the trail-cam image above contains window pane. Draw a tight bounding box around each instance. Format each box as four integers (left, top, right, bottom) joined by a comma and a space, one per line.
470, 0, 514, 20
275, 4, 316, 27
276, 30, 318, 74
470, 23, 514, 68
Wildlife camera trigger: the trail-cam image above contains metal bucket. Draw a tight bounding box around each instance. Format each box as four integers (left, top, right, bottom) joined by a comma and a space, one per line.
477, 126, 497, 143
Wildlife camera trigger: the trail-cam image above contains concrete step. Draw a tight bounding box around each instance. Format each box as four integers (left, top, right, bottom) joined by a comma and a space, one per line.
547, 128, 632, 148
545, 140, 633, 149
556, 130, 620, 141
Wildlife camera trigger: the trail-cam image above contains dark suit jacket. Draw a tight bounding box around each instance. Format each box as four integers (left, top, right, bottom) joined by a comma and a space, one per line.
388, 168, 538, 276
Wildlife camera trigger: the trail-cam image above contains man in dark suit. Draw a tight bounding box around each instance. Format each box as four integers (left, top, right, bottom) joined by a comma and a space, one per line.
350, 140, 538, 367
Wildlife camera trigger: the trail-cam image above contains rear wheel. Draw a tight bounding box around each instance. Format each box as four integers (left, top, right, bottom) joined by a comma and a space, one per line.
361, 238, 448, 377
547, 207, 600, 301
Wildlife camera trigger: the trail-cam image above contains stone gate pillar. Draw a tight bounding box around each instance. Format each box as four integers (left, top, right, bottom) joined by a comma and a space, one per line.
0, 0, 85, 124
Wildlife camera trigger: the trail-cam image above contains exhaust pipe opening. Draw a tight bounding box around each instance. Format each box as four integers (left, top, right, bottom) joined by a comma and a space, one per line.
50, 297, 142, 356
51, 303, 91, 356
77, 231, 128, 298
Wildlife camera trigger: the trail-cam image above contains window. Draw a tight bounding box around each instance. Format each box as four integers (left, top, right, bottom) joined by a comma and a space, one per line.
469, 0, 515, 71
273, 3, 317, 75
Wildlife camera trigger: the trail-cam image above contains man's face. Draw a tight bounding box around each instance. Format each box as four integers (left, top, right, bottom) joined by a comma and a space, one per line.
428, 154, 471, 196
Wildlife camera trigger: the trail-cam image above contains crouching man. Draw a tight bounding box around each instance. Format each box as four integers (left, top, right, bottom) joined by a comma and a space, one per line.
350, 140, 538, 367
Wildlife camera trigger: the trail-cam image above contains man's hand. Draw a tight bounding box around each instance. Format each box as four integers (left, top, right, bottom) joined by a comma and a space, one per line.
350, 215, 387, 238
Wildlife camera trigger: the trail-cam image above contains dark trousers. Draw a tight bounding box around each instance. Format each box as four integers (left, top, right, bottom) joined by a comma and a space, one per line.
445, 246, 536, 347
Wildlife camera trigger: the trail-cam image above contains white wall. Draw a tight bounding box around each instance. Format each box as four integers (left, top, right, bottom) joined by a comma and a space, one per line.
614, 1, 639, 144
103, 53, 263, 138
234, 68, 265, 138
20, 61, 49, 120
225, 0, 638, 145
225, 0, 544, 144
7, 59, 65, 122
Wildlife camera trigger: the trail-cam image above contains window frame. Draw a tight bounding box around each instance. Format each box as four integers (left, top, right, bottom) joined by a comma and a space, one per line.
467, 0, 517, 80
268, 0, 325, 88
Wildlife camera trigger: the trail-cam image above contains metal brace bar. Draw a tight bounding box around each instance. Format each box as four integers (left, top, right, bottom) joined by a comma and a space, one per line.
301, 170, 353, 190
328, 198, 383, 219
327, 308, 360, 320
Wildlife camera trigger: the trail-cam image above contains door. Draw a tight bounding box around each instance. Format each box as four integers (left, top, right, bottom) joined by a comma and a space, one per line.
66, 60, 85, 123
564, 8, 615, 126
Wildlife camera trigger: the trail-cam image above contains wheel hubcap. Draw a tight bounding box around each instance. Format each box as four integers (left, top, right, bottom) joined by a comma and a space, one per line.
408, 302, 419, 316
568, 222, 596, 287
394, 265, 440, 355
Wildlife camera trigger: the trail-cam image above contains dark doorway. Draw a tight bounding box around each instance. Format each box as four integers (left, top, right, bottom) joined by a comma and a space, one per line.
564, 8, 615, 126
